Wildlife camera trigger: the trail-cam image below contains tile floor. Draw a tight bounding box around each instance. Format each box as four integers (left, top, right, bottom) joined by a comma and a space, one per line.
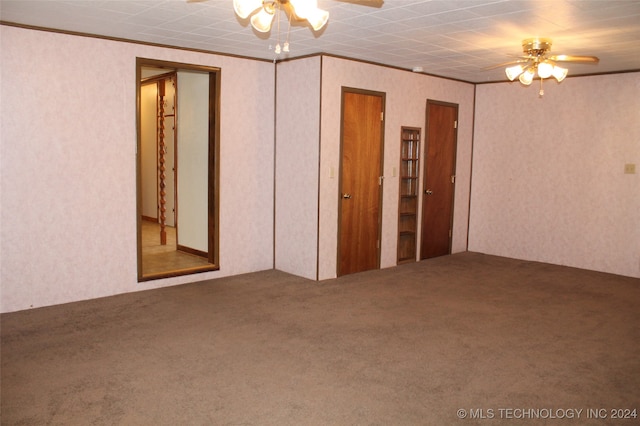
141, 220, 212, 277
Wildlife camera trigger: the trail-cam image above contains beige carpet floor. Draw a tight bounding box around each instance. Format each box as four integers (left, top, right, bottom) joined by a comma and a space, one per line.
2, 252, 639, 425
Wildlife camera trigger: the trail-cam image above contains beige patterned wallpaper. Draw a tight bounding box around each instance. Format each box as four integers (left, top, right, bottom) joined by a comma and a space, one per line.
274, 56, 476, 282
275, 57, 322, 280
470, 72, 640, 278
0, 26, 276, 312
318, 57, 476, 280
5, 26, 633, 313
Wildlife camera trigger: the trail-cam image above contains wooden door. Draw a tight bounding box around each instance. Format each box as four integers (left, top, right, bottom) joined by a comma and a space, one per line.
420, 101, 458, 260
338, 90, 384, 276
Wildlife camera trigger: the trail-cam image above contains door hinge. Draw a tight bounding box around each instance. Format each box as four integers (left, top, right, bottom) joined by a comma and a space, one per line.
381, 111, 384, 121
449, 229, 452, 238
379, 176, 384, 185
454, 120, 458, 128
451, 175, 456, 184
377, 239, 380, 249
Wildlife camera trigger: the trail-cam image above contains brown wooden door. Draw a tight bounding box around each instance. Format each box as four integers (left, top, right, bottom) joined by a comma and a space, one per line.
420, 101, 458, 260
338, 90, 384, 276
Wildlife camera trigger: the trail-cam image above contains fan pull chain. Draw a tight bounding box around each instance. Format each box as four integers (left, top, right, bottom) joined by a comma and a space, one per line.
273, 2, 291, 57
274, 2, 282, 55
539, 77, 544, 97
283, 9, 292, 53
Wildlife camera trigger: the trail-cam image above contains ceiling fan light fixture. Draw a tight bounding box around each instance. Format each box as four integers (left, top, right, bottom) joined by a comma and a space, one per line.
537, 61, 554, 79
288, 0, 329, 30
498, 37, 599, 93
305, 8, 330, 31
234, 0, 328, 32
552, 65, 568, 82
250, 5, 276, 32
233, 0, 329, 53
505, 64, 524, 81
233, 0, 263, 19
519, 68, 535, 85
288, 0, 316, 19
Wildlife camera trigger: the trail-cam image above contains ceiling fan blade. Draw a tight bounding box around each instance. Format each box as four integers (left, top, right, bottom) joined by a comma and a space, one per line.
548, 54, 600, 63
484, 59, 530, 70
334, 0, 384, 7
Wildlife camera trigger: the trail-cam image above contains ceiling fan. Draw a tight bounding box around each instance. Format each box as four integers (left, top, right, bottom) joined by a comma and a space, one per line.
492, 38, 599, 87
185, 0, 384, 32
224, 0, 382, 55
233, 0, 383, 30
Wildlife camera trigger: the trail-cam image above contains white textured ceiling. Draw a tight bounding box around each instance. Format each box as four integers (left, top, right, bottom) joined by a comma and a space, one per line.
2, 0, 640, 83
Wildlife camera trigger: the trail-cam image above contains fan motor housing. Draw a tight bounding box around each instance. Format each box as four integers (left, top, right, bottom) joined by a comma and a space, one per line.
523, 38, 552, 56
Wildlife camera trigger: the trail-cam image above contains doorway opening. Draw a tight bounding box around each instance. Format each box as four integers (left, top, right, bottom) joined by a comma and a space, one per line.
136, 58, 220, 281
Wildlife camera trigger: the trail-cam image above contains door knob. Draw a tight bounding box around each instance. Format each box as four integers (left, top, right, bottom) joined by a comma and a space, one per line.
342, 193, 352, 199
425, 189, 433, 195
